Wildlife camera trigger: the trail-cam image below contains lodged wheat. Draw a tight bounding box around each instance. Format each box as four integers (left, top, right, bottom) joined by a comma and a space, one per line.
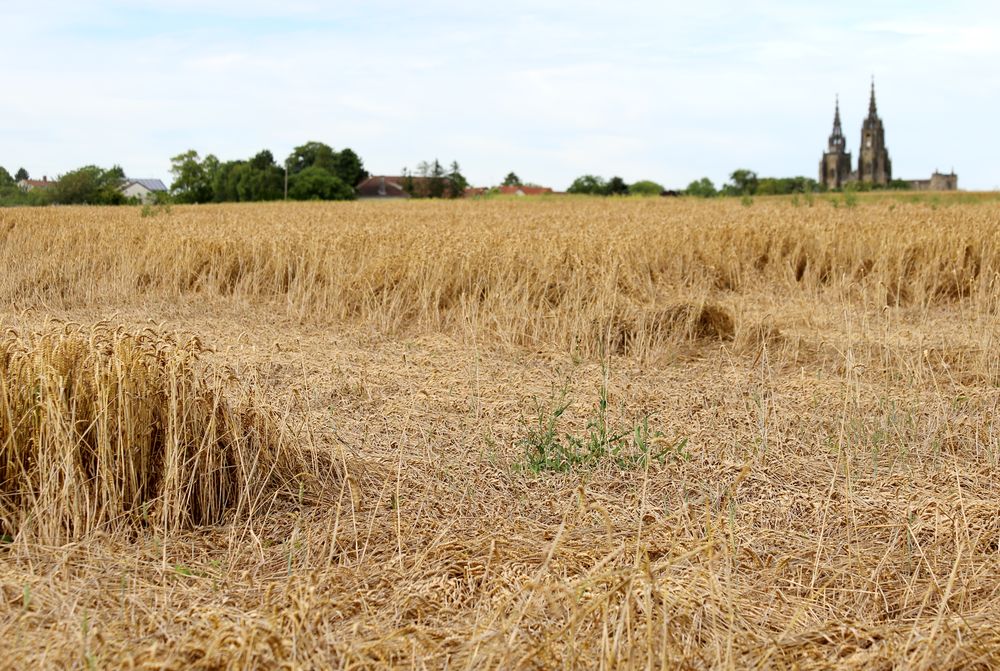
0, 324, 307, 543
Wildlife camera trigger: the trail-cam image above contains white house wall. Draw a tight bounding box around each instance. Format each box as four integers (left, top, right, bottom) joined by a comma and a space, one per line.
122, 183, 155, 203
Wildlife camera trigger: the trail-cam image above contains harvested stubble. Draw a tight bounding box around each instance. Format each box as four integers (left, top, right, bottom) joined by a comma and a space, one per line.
0, 324, 308, 543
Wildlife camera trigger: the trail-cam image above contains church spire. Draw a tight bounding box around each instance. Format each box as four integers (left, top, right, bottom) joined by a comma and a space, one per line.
859, 76, 891, 184
828, 95, 846, 152
820, 94, 852, 189
868, 76, 878, 118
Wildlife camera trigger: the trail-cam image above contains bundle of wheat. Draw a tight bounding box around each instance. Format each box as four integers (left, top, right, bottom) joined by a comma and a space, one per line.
0, 324, 308, 543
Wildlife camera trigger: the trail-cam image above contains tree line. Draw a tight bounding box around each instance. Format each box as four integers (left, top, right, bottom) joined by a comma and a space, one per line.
1, 143, 474, 206
399, 160, 467, 198
0, 141, 371, 207
3, 153, 918, 208
685, 170, 823, 197
0, 165, 136, 206
681, 169, 912, 198
564, 175, 666, 196
557, 171, 822, 198
169, 142, 367, 204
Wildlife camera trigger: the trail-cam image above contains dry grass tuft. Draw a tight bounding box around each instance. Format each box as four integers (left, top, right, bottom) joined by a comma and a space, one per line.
0, 324, 309, 543
604, 301, 734, 355
685, 301, 735, 340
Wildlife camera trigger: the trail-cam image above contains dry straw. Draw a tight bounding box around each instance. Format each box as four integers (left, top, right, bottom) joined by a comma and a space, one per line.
0, 323, 309, 543
2, 198, 997, 355
0, 197, 999, 668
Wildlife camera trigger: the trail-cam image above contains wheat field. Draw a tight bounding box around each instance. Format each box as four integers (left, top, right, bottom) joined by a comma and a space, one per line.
1, 196, 999, 669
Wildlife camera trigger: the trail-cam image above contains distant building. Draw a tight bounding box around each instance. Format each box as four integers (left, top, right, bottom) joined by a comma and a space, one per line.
121, 178, 168, 204
908, 171, 959, 191
819, 98, 853, 190
357, 175, 466, 199
496, 185, 554, 196
857, 83, 892, 186
819, 80, 956, 191
17, 176, 56, 192
356, 176, 411, 199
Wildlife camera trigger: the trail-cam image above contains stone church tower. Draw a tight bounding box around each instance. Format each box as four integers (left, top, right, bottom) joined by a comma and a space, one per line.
857, 80, 892, 185
817, 80, 956, 191
819, 97, 852, 190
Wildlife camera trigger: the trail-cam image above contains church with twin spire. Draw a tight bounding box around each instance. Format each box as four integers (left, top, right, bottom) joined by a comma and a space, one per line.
820, 81, 956, 191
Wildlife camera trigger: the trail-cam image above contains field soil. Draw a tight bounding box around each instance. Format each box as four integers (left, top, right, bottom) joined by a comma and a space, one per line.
1, 197, 999, 669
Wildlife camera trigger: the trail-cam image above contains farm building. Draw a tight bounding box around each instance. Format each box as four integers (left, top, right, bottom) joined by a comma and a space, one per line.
356, 176, 411, 199
17, 176, 56, 192
496, 185, 554, 196
357, 175, 466, 199
121, 178, 168, 204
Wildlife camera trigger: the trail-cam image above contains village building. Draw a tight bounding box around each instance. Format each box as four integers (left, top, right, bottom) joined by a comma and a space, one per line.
495, 185, 554, 196
357, 175, 472, 199
17, 176, 56, 192
356, 176, 411, 199
121, 178, 168, 204
819, 81, 957, 191
908, 171, 959, 191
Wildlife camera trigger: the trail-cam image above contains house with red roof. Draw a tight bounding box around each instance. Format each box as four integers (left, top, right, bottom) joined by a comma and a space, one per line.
496, 185, 554, 196
17, 176, 56, 192
356, 175, 411, 199
357, 175, 465, 199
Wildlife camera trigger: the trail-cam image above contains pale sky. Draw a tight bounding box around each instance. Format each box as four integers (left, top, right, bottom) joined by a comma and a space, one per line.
2, 1, 998, 190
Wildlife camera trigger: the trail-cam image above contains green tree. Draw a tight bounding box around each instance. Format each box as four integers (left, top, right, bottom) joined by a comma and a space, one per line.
286, 142, 367, 188
629, 180, 664, 196
288, 166, 355, 200
249, 149, 275, 172
723, 169, 758, 196
447, 161, 468, 198
755, 176, 819, 195
51, 165, 127, 205
287, 141, 337, 176
205, 152, 283, 202
202, 154, 220, 179
502, 172, 522, 187
169, 150, 214, 203
15, 167, 28, 181
242, 150, 284, 201
606, 176, 629, 196
791, 177, 817, 194
211, 160, 244, 202
567, 175, 607, 195
428, 159, 446, 198
53, 165, 97, 204
333, 148, 368, 187
0, 167, 13, 188
403, 159, 466, 198
401, 167, 415, 196
685, 178, 717, 198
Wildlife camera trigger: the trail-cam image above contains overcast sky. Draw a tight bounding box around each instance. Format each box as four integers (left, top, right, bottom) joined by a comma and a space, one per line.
2, 1, 998, 190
